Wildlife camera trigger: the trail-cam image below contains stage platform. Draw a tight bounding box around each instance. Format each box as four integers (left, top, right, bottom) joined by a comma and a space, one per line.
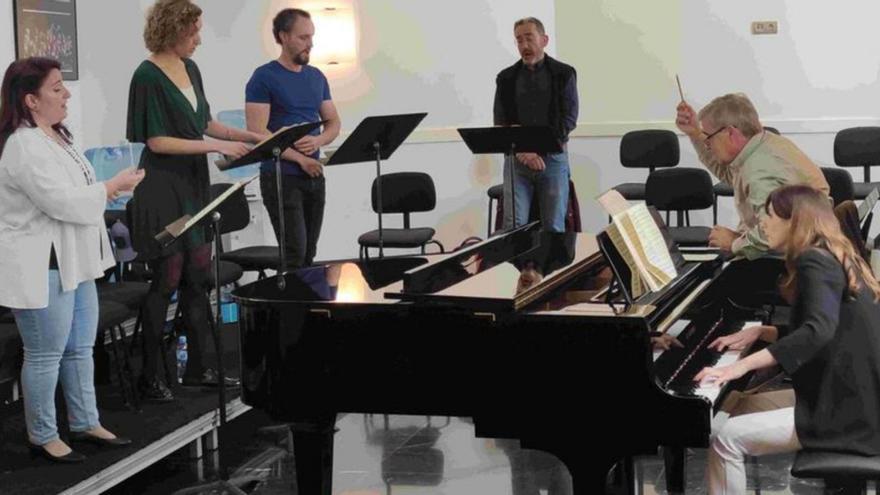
0, 323, 246, 495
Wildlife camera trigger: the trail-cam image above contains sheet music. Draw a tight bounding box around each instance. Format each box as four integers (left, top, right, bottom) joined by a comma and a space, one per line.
606, 223, 646, 298
596, 189, 630, 216
611, 203, 678, 292
628, 203, 677, 281
859, 187, 879, 220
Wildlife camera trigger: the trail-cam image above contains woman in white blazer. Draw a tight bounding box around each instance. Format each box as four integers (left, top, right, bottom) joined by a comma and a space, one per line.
0, 57, 144, 463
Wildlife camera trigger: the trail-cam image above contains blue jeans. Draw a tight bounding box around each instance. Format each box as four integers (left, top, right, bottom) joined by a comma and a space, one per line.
503, 151, 570, 232
13, 271, 100, 445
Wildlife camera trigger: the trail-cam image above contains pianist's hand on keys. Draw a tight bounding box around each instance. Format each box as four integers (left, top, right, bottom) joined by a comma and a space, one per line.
708, 324, 777, 352
693, 361, 749, 388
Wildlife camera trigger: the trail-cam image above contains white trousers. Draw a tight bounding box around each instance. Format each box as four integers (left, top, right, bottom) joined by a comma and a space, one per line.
707, 406, 801, 495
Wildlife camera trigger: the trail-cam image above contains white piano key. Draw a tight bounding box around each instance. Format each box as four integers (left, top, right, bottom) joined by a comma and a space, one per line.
666, 319, 690, 339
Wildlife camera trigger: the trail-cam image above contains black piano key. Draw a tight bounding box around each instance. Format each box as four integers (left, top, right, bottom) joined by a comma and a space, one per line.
655, 316, 747, 394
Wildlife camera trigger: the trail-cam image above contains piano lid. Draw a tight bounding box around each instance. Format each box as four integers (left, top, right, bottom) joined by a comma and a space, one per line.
386, 227, 603, 312
231, 256, 432, 305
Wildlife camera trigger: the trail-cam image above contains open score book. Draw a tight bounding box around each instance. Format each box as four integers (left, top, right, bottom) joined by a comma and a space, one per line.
597, 189, 678, 296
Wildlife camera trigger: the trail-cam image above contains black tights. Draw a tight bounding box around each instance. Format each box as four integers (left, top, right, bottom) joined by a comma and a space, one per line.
140, 244, 212, 383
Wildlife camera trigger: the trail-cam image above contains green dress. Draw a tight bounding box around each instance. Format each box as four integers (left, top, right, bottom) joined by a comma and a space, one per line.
126, 58, 213, 259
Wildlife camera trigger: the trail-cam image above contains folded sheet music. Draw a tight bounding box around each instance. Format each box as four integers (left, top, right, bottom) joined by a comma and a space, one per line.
597, 189, 678, 292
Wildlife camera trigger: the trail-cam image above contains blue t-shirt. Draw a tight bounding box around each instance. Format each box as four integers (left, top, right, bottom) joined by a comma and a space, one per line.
245, 61, 331, 175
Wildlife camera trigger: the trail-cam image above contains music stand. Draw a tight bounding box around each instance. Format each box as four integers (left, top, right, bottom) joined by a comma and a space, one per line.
154, 175, 257, 482
457, 126, 561, 231
216, 121, 325, 290
326, 113, 428, 258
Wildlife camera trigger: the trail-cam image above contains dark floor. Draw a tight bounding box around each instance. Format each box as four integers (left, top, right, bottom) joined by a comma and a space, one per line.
0, 322, 242, 495
0, 317, 849, 494
102, 412, 838, 495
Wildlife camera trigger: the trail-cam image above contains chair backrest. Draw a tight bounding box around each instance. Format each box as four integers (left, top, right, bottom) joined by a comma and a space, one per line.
84, 143, 145, 210
820, 167, 855, 206
619, 129, 680, 171
371, 172, 436, 216
646, 168, 714, 211
210, 183, 250, 234
834, 127, 880, 182
834, 200, 869, 262
487, 183, 503, 200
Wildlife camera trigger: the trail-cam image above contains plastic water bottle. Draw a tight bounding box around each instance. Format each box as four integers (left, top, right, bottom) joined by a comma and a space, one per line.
176, 335, 188, 383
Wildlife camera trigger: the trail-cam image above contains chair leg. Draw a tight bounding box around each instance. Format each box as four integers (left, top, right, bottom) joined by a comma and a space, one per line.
487, 201, 493, 238
426, 240, 446, 254
113, 323, 140, 410
748, 455, 761, 494
713, 194, 718, 225
106, 325, 135, 409
127, 307, 143, 355
159, 305, 180, 388
114, 323, 140, 410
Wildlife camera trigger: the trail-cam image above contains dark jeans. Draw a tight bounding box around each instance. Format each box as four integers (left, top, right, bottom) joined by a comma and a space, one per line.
141, 244, 212, 383
261, 172, 326, 268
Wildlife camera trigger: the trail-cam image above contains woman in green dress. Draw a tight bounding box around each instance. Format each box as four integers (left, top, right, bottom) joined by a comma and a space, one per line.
127, 0, 262, 401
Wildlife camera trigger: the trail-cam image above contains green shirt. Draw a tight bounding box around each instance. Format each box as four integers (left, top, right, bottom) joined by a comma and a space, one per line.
125, 58, 214, 258
697, 131, 829, 260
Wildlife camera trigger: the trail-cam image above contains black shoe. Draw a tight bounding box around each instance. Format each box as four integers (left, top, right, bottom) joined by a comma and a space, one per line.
182, 368, 240, 388
29, 444, 86, 464
137, 377, 174, 402
70, 431, 133, 448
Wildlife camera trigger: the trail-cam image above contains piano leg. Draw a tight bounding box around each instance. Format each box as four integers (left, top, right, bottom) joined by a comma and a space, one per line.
605, 457, 636, 495
289, 417, 337, 495
547, 449, 624, 495
663, 446, 685, 493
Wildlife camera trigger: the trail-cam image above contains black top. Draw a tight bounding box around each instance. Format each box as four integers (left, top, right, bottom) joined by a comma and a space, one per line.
767, 248, 880, 455
493, 55, 578, 143
126, 58, 213, 259
515, 59, 551, 128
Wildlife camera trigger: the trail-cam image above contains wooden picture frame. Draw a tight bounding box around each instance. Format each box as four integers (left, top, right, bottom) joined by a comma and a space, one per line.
13, 0, 79, 80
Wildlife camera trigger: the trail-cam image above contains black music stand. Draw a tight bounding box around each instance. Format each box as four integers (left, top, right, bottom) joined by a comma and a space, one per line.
216, 121, 325, 290
457, 126, 561, 232
154, 177, 258, 483
326, 113, 427, 258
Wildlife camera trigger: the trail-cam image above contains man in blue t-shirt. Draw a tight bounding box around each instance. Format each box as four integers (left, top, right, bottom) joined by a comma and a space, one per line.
245, 8, 341, 268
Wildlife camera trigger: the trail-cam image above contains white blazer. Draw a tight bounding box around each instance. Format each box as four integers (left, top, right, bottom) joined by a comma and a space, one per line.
0, 126, 113, 309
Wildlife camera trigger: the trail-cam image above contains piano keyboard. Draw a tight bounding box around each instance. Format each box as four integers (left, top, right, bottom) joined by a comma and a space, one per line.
653, 318, 761, 404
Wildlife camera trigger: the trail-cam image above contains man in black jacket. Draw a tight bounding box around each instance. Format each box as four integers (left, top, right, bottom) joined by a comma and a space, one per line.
493, 17, 578, 232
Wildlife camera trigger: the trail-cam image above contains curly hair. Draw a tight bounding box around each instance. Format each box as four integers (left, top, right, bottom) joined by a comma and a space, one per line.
143, 0, 202, 53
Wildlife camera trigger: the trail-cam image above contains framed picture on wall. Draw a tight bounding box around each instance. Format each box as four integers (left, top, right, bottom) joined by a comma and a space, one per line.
13, 0, 78, 80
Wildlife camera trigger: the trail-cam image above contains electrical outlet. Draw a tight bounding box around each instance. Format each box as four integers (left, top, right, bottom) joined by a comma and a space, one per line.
751, 21, 778, 35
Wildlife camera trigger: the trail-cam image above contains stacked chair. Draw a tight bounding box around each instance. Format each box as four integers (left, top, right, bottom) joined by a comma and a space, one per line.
645, 168, 714, 246
612, 129, 679, 202
833, 126, 880, 200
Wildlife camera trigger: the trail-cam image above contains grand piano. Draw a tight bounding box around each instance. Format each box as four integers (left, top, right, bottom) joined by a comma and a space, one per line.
233, 222, 758, 494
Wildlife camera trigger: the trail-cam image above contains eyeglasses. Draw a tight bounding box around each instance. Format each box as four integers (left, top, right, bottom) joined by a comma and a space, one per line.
702, 126, 728, 144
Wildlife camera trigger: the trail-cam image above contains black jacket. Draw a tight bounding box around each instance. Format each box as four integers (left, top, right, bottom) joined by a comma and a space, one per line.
768, 248, 880, 455
493, 55, 577, 143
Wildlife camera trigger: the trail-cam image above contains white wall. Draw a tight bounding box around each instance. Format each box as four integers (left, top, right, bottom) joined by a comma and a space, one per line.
0, 1, 13, 66
1, 1, 878, 261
